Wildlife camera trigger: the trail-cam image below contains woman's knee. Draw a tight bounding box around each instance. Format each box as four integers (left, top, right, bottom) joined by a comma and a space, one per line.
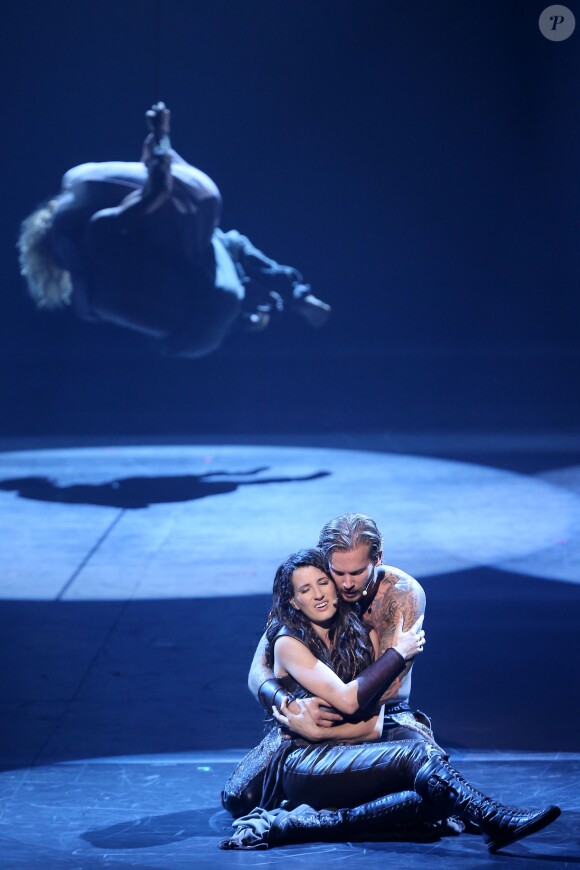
282, 739, 432, 810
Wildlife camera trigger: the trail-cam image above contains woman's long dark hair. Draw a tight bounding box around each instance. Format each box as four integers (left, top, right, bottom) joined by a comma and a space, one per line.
265, 548, 374, 682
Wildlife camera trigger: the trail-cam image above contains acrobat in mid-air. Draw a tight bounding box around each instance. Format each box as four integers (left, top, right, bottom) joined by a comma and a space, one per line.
17, 103, 331, 358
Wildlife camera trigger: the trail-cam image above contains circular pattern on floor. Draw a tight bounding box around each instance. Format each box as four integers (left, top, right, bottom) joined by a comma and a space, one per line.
0, 444, 578, 599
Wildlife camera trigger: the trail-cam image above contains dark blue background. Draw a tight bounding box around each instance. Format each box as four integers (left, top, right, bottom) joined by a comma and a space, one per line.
2, 0, 579, 437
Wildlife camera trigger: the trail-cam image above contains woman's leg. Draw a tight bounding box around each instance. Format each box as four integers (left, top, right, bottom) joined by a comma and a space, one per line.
282, 739, 429, 809
268, 791, 444, 846
414, 754, 561, 853
282, 740, 560, 853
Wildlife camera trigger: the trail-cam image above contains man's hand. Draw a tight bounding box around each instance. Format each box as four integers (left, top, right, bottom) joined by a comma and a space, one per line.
301, 696, 343, 726
273, 696, 343, 740
273, 697, 331, 741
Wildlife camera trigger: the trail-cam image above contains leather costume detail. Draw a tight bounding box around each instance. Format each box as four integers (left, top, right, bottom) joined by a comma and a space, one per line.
356, 647, 406, 709
281, 738, 431, 810
257, 678, 296, 714
268, 791, 441, 846
382, 702, 445, 753
414, 754, 561, 853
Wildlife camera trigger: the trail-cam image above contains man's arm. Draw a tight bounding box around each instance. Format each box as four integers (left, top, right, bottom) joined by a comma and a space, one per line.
248, 631, 273, 698
274, 698, 384, 743
371, 568, 426, 704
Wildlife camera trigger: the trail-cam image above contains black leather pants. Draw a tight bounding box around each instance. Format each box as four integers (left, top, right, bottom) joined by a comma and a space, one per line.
282, 738, 432, 810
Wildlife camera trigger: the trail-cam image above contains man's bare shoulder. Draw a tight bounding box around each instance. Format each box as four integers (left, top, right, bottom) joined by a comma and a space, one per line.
364, 565, 425, 641
381, 565, 425, 597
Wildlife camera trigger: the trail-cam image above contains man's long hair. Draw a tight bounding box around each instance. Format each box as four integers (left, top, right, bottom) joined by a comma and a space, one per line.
17, 200, 72, 308
318, 513, 383, 563
265, 548, 374, 682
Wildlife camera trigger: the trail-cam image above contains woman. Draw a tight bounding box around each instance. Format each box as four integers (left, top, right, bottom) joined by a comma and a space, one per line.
222, 549, 560, 852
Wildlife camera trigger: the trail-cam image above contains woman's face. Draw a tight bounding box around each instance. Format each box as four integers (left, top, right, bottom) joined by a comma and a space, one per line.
290, 565, 337, 623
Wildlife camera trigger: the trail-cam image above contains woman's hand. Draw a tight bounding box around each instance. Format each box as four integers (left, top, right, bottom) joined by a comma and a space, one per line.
392, 613, 426, 660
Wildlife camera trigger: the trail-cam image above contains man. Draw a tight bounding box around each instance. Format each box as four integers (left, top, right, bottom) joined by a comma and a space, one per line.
248, 513, 437, 747
17, 103, 331, 358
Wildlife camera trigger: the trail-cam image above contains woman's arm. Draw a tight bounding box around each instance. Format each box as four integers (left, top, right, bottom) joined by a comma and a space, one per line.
274, 616, 423, 716
273, 628, 384, 739
247, 631, 304, 715
274, 635, 359, 713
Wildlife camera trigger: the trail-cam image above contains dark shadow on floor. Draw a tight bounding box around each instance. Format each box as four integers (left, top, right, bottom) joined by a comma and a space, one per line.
82, 807, 225, 848
0, 469, 331, 509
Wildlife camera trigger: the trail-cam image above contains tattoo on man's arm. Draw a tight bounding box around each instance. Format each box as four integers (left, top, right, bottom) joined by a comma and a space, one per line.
377, 581, 426, 655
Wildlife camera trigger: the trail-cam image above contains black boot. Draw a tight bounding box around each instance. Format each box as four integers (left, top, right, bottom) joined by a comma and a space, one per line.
268, 790, 441, 846
414, 754, 560, 853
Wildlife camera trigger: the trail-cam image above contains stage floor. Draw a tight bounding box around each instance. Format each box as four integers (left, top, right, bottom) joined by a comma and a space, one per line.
0, 750, 577, 869
0, 433, 579, 867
